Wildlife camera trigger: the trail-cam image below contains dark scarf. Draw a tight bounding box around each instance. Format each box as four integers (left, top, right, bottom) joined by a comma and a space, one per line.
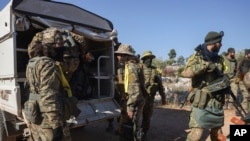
201, 43, 219, 61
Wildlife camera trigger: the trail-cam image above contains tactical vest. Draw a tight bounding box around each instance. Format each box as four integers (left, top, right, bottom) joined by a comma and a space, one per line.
25, 56, 50, 124
191, 55, 225, 88
26, 56, 51, 94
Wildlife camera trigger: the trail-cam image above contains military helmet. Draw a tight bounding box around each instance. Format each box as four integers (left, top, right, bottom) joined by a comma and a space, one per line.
204, 31, 224, 45
42, 27, 63, 45
141, 51, 155, 60
115, 44, 135, 56
28, 32, 44, 58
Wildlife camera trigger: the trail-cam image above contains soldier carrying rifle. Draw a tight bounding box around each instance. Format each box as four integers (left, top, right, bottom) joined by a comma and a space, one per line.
181, 31, 227, 141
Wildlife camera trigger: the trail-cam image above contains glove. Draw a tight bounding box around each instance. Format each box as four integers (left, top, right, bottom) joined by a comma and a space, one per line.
205, 61, 216, 72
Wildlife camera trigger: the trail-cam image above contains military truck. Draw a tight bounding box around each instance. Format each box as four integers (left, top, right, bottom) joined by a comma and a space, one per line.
0, 0, 120, 140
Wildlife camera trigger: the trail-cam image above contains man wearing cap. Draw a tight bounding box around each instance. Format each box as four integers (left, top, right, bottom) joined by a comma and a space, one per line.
221, 48, 237, 110
235, 49, 250, 114
115, 44, 145, 141
181, 31, 226, 141
140, 51, 166, 140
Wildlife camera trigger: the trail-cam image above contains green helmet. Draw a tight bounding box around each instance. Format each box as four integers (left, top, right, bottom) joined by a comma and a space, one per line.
115, 44, 135, 56
141, 51, 155, 60
204, 31, 224, 45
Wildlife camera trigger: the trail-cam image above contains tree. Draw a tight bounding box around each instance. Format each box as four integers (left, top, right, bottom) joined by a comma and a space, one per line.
177, 56, 185, 65
168, 49, 176, 59
152, 57, 167, 70
167, 49, 177, 65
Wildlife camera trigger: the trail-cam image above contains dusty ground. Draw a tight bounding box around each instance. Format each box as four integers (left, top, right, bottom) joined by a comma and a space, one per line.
70, 104, 237, 141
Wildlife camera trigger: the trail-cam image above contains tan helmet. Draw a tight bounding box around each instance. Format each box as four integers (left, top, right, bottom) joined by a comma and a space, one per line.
141, 51, 155, 60
28, 32, 44, 58
42, 27, 63, 45
115, 44, 135, 56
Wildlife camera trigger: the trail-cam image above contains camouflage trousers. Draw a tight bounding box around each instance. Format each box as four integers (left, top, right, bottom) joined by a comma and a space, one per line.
28, 123, 70, 141
118, 100, 144, 141
186, 108, 223, 141
141, 95, 154, 134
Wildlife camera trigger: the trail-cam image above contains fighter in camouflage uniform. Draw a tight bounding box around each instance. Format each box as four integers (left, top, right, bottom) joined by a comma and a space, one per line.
26, 29, 65, 141
234, 49, 250, 114
221, 48, 237, 110
140, 51, 166, 140
115, 44, 145, 141
25, 28, 79, 141
181, 31, 226, 141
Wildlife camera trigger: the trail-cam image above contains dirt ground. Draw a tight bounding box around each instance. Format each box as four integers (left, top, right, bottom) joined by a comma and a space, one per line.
70, 104, 237, 141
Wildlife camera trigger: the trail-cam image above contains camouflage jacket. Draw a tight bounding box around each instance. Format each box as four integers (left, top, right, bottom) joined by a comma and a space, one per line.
26, 56, 61, 129
125, 60, 145, 112
182, 51, 224, 89
142, 64, 165, 99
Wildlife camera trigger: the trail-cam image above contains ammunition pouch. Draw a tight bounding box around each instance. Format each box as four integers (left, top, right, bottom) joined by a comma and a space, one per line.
24, 93, 43, 124
189, 89, 209, 109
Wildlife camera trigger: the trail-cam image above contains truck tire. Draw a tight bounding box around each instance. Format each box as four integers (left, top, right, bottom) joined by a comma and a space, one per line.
0, 111, 7, 141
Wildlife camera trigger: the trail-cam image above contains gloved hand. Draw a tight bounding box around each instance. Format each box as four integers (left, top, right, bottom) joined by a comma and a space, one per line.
205, 61, 216, 72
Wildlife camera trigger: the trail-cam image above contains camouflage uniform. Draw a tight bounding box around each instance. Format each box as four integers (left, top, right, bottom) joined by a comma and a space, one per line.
115, 44, 145, 141
140, 51, 166, 138
25, 27, 77, 141
221, 48, 237, 109
26, 49, 63, 141
235, 49, 250, 113
181, 31, 225, 141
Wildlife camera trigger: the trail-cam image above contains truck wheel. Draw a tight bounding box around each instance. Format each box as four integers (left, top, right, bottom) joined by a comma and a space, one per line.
0, 111, 7, 141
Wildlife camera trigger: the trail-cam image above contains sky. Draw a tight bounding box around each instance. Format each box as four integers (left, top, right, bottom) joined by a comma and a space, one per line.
1, 0, 250, 60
